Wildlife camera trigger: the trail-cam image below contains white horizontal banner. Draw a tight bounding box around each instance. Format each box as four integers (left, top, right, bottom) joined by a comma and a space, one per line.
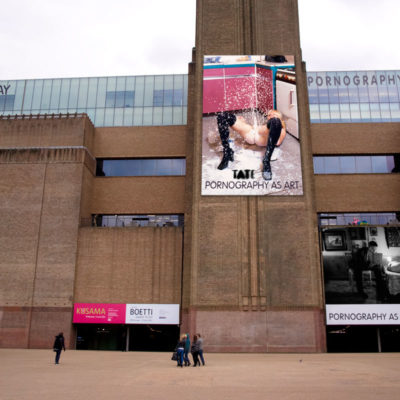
125, 304, 179, 325
326, 304, 400, 325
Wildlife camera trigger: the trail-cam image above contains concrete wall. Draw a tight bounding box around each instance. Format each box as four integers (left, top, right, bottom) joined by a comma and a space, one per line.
92, 176, 185, 214
183, 0, 325, 352
0, 115, 187, 348
311, 121, 400, 213
91, 125, 187, 214
74, 227, 183, 304
314, 175, 400, 212
0, 115, 94, 150
94, 126, 187, 158
311, 123, 399, 155
0, 116, 95, 349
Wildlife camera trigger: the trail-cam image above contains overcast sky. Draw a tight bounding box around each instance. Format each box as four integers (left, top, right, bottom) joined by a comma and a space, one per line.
1, 0, 399, 80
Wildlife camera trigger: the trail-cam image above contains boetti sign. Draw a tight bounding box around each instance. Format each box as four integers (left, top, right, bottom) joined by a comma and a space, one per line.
73, 303, 179, 325
126, 304, 179, 325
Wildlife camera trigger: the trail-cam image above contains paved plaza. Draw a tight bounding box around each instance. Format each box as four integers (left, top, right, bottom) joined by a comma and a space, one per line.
1, 349, 399, 400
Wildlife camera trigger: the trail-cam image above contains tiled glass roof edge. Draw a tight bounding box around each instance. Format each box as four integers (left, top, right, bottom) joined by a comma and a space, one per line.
0, 73, 188, 82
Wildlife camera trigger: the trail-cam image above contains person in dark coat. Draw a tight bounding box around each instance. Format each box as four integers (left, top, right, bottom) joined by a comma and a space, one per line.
197, 333, 205, 366
175, 334, 186, 367
53, 332, 66, 364
350, 241, 384, 300
191, 335, 201, 367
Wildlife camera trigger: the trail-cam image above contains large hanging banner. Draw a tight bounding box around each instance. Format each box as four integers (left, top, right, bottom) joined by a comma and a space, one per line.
125, 304, 179, 325
73, 303, 179, 325
321, 226, 400, 325
202, 55, 302, 195
73, 303, 126, 324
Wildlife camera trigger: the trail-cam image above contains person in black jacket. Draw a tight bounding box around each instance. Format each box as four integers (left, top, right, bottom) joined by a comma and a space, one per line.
175, 334, 186, 367
53, 332, 66, 365
350, 241, 381, 300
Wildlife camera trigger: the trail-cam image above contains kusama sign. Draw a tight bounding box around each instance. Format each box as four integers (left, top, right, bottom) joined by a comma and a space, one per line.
73, 303, 180, 324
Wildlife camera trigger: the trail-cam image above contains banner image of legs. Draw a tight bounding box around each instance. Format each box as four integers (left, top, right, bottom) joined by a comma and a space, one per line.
202, 55, 303, 196
321, 226, 400, 325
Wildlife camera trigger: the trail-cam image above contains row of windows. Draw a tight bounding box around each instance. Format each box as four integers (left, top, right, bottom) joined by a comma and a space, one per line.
308, 71, 400, 104
92, 214, 184, 227
104, 89, 185, 108
94, 213, 399, 228
96, 158, 186, 177
2, 106, 187, 127
313, 155, 398, 174
309, 102, 400, 123
2, 71, 400, 124
96, 156, 399, 177
97, 156, 399, 177
0, 75, 188, 125
318, 213, 400, 226
308, 87, 400, 104
89, 213, 399, 229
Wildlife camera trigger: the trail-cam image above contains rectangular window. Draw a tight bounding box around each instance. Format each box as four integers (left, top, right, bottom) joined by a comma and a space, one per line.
4, 95, 15, 111
309, 104, 320, 122
31, 80, 44, 111
0, 95, 15, 111
339, 156, 356, 173
77, 78, 89, 109
41, 80, 52, 111
114, 91, 125, 108
324, 156, 339, 173
96, 158, 186, 177
105, 91, 135, 108
90, 214, 184, 228
314, 155, 397, 174
318, 213, 399, 226
308, 89, 319, 104
173, 82, 184, 106
328, 88, 339, 103
371, 156, 389, 173
153, 90, 164, 106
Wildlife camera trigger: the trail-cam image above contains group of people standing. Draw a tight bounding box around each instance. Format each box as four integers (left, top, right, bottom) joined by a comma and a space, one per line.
175, 333, 205, 368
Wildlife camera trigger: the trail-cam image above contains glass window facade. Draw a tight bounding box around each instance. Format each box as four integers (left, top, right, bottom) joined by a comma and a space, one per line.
1, 70, 399, 125
307, 71, 400, 123
96, 158, 186, 177
318, 213, 400, 226
0, 74, 188, 127
313, 155, 397, 174
92, 214, 184, 227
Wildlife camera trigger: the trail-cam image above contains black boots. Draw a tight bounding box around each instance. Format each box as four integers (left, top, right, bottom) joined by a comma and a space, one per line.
262, 117, 281, 180
217, 147, 234, 170
216, 112, 236, 170
262, 139, 275, 181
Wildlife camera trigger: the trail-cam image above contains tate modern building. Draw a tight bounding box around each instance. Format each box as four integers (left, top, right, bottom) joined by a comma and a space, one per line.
0, 0, 399, 353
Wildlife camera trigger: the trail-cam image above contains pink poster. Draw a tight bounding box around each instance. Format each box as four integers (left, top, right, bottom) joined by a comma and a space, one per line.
73, 303, 126, 324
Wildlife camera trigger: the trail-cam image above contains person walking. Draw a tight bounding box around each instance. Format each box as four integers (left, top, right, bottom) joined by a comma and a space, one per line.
191, 335, 200, 367
197, 333, 205, 366
175, 334, 186, 367
183, 333, 191, 366
53, 332, 65, 365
